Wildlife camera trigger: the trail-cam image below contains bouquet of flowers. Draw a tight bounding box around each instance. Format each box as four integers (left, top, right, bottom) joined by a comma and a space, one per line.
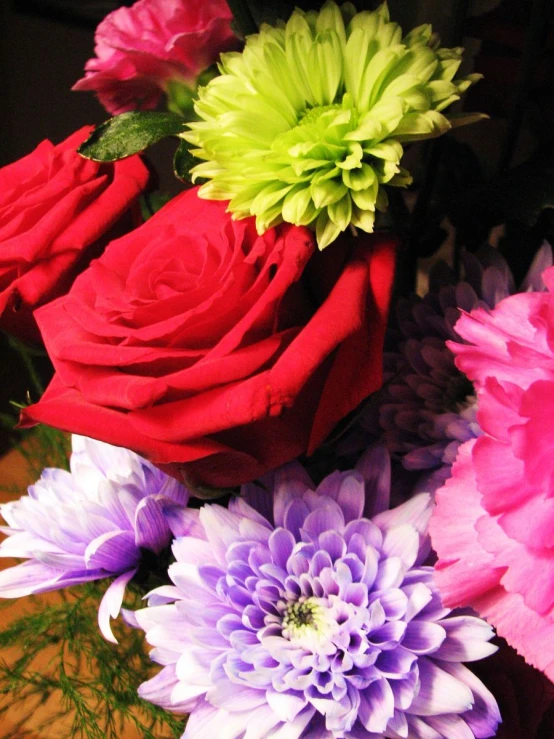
1, 0, 554, 737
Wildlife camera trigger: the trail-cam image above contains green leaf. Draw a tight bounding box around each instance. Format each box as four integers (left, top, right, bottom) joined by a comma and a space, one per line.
165, 80, 196, 119
173, 139, 197, 182
139, 192, 173, 222
78, 112, 188, 162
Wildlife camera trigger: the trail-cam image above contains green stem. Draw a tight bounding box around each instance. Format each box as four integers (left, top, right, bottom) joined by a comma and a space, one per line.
19, 344, 44, 399
226, 0, 258, 37
5, 335, 45, 400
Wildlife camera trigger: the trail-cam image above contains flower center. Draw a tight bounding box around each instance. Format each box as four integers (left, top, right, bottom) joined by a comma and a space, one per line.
280, 597, 340, 645
282, 598, 321, 638
298, 103, 343, 126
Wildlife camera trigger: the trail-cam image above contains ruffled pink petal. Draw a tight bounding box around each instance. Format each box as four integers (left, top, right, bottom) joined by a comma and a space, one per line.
475, 511, 554, 617
472, 586, 554, 682
73, 0, 238, 115
473, 376, 522, 442
451, 293, 554, 389
432, 437, 554, 681
512, 380, 554, 492
472, 436, 530, 515
430, 440, 504, 607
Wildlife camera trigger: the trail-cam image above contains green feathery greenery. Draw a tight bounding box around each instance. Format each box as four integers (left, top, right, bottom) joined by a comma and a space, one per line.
184, 1, 484, 248
0, 582, 185, 739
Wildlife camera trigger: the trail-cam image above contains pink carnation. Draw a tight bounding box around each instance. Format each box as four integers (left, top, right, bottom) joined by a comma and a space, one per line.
73, 0, 238, 115
430, 265, 554, 680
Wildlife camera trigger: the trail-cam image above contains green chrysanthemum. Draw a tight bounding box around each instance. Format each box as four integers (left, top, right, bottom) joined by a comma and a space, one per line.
184, 1, 483, 248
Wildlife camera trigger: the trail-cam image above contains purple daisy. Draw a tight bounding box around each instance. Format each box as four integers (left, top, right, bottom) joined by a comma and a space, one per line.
134, 446, 500, 738
0, 434, 190, 642
370, 243, 552, 480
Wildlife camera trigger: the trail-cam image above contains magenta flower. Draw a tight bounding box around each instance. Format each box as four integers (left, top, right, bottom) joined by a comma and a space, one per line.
0, 435, 190, 642
134, 447, 500, 738
430, 265, 554, 681
73, 0, 238, 115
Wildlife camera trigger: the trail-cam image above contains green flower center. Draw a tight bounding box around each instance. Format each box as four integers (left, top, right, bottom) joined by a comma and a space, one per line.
298, 103, 343, 126
282, 598, 323, 638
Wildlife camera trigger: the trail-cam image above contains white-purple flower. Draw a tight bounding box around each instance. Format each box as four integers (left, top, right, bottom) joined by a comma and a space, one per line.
0, 435, 190, 642
134, 447, 500, 738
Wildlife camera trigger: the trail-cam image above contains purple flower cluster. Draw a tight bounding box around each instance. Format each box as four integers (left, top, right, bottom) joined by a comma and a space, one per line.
0, 435, 190, 641
134, 447, 500, 738
369, 244, 552, 483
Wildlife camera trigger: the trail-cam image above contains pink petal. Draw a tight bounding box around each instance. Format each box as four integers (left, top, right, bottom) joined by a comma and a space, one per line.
473, 585, 554, 682
430, 440, 504, 607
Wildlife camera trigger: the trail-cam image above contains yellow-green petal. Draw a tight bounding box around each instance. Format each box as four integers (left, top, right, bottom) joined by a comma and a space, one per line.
184, 0, 483, 249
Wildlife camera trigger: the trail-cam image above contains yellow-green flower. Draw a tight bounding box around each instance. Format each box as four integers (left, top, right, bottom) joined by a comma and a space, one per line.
184, 2, 483, 248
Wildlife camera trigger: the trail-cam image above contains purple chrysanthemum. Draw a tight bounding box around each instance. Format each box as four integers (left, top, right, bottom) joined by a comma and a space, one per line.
0, 434, 190, 642
368, 243, 552, 479
134, 446, 500, 738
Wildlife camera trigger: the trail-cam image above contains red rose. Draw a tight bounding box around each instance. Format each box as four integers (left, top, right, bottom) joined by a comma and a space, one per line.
22, 188, 396, 488
0, 127, 149, 343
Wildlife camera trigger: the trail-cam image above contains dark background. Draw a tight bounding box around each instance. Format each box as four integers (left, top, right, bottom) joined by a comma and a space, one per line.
0, 1, 127, 168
